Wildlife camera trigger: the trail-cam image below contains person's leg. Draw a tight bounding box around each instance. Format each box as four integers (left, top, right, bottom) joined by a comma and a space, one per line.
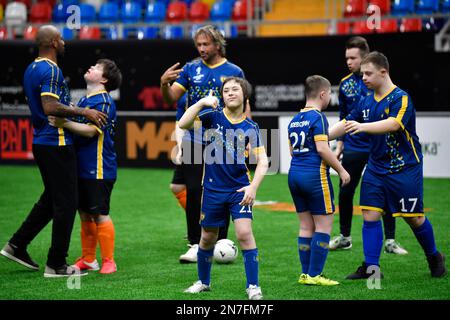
79, 212, 97, 263
235, 218, 259, 288
297, 211, 314, 275
46, 145, 78, 269
170, 165, 187, 210
308, 214, 334, 277
95, 214, 116, 274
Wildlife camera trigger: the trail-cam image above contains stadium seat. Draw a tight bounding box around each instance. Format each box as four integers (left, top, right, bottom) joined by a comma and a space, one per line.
164, 25, 184, 39
99, 2, 119, 23
79, 3, 97, 24
336, 21, 351, 34
61, 27, 75, 40
189, 1, 209, 22
102, 26, 119, 39
85, 0, 103, 11
344, 0, 366, 17
30, 2, 52, 23
121, 1, 142, 23
53, 3, 70, 23
399, 18, 422, 32
23, 25, 38, 39
368, 0, 391, 15
166, 1, 188, 22
140, 27, 159, 39
37, 0, 57, 7
391, 0, 414, 15
415, 0, 439, 14
202, 0, 216, 9
79, 26, 101, 39
15, 0, 32, 10
232, 0, 253, 21
352, 20, 374, 34
5, 2, 27, 31
145, 2, 166, 22
210, 0, 233, 22
422, 17, 439, 31
61, 0, 79, 6
377, 18, 398, 33
0, 26, 8, 39
0, 4, 4, 23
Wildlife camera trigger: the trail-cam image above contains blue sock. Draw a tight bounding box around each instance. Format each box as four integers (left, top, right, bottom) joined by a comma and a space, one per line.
242, 248, 259, 288
363, 220, 383, 266
298, 237, 312, 274
197, 247, 214, 286
412, 217, 438, 257
308, 232, 330, 277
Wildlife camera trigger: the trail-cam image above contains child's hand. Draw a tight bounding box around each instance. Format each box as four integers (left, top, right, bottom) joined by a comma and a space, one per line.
339, 169, 351, 186
200, 90, 219, 109
48, 116, 67, 128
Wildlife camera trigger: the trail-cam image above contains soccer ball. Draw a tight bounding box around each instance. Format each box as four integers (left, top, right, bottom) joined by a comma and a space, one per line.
213, 239, 238, 264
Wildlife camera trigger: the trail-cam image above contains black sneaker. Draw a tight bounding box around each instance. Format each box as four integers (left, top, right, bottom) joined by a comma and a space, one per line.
0, 243, 39, 270
427, 252, 447, 278
346, 262, 384, 280
44, 264, 89, 278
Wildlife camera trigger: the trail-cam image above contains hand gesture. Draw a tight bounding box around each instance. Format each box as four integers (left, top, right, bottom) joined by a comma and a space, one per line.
237, 185, 257, 206
48, 116, 67, 128
344, 120, 363, 135
83, 108, 108, 128
200, 90, 219, 109
160, 62, 183, 86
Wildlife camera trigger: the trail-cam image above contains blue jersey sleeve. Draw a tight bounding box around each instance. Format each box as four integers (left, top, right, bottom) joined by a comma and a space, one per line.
198, 108, 217, 129
40, 65, 62, 100
345, 98, 364, 122
174, 63, 189, 93
338, 84, 348, 121
388, 94, 412, 130
249, 123, 265, 155
312, 113, 329, 142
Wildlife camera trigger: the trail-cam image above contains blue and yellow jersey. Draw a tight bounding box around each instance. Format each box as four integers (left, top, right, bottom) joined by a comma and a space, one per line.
23, 57, 73, 146
346, 86, 423, 174
288, 107, 330, 170
198, 108, 264, 192
338, 72, 372, 152
74, 91, 117, 180
174, 58, 245, 144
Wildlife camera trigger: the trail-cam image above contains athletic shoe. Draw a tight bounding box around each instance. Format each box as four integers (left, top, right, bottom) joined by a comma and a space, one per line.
1, 242, 39, 270
184, 280, 211, 293
100, 258, 117, 274
246, 285, 263, 300
329, 234, 352, 250
384, 239, 408, 255
74, 257, 100, 271
179, 244, 198, 263
346, 262, 384, 280
304, 274, 339, 286
298, 273, 308, 284
427, 252, 447, 278
44, 264, 88, 278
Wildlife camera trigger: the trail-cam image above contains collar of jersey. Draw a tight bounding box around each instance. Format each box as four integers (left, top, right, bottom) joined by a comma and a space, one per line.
301, 106, 321, 112
202, 58, 227, 69
35, 57, 57, 66
374, 85, 397, 102
87, 90, 108, 98
223, 109, 246, 124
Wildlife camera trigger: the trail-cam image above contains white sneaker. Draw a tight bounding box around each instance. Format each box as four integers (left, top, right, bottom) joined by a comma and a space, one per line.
246, 284, 263, 300
329, 234, 352, 250
184, 280, 211, 293
179, 244, 199, 263
384, 239, 408, 255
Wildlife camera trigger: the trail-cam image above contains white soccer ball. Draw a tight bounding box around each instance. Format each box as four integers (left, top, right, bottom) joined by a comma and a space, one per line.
213, 239, 238, 264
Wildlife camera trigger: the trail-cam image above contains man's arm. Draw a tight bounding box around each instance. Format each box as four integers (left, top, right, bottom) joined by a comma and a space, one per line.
345, 118, 401, 135
41, 95, 107, 128
160, 62, 185, 105
328, 120, 347, 141
48, 116, 99, 138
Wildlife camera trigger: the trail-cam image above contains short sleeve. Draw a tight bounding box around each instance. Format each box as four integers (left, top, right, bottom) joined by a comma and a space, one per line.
198, 108, 217, 129
173, 63, 189, 93
40, 65, 61, 100
312, 113, 329, 142
388, 94, 412, 130
249, 124, 265, 155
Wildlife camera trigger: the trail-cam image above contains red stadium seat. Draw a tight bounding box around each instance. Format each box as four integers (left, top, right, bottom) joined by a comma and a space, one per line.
188, 1, 209, 22
37, 0, 57, 7
336, 21, 351, 34
78, 26, 101, 40
23, 25, 38, 39
0, 26, 8, 39
352, 20, 374, 34
344, 0, 366, 17
166, 1, 188, 23
232, 0, 254, 21
368, 0, 391, 15
30, 3, 52, 23
399, 18, 422, 32
377, 18, 398, 33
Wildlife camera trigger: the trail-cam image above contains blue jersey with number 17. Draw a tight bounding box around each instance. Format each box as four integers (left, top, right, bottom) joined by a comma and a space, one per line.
288, 107, 330, 170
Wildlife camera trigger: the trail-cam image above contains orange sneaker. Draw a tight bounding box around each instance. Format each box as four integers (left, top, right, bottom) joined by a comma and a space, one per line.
100, 258, 117, 274
74, 257, 100, 271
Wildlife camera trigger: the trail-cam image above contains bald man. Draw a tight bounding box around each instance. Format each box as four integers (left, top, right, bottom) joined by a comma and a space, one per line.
1, 25, 107, 277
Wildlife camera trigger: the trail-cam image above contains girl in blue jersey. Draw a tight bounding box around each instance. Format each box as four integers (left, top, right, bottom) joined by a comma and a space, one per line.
288, 76, 350, 286
179, 77, 269, 300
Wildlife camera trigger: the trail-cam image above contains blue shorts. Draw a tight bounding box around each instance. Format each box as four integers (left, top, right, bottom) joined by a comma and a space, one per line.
201, 188, 253, 228
360, 164, 424, 217
288, 168, 335, 215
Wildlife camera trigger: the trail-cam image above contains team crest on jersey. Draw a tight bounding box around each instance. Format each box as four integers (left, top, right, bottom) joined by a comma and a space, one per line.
220, 76, 227, 83
193, 66, 205, 83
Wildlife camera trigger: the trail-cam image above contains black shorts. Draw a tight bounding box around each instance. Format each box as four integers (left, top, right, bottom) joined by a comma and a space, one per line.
78, 179, 115, 215
171, 165, 185, 185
